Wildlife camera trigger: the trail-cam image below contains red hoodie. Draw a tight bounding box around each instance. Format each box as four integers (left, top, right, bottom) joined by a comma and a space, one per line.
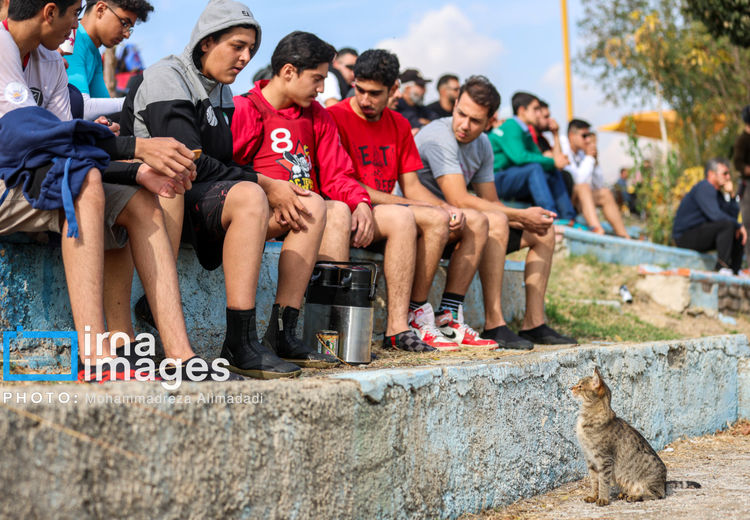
231, 80, 370, 211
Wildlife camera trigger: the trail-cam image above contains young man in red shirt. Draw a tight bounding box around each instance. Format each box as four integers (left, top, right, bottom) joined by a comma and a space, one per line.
232, 33, 435, 352
328, 49, 497, 350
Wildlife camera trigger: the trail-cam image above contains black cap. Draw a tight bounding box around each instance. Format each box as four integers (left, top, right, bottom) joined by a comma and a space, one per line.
399, 68, 432, 87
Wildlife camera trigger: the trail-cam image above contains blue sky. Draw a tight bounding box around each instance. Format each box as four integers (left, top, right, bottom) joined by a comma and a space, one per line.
127, 0, 651, 180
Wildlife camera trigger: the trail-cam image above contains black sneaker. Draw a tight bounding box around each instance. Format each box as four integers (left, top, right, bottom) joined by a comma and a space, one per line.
383, 330, 437, 352
480, 325, 534, 350
263, 305, 339, 369
223, 308, 301, 379
164, 355, 246, 382
518, 324, 577, 345
134, 294, 156, 329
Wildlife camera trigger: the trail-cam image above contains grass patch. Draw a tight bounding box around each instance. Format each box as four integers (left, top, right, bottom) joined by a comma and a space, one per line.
545, 298, 679, 343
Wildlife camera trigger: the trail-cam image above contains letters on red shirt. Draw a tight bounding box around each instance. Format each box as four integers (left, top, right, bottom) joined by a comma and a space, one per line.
328, 98, 423, 194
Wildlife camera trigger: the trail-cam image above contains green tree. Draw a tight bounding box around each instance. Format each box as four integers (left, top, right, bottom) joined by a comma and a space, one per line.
578, 0, 750, 166
685, 0, 750, 47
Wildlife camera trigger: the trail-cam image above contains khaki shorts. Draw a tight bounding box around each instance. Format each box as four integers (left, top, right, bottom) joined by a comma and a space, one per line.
0, 178, 138, 250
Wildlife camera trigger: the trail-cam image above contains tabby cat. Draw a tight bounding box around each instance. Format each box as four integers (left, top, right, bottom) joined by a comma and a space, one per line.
571, 366, 700, 506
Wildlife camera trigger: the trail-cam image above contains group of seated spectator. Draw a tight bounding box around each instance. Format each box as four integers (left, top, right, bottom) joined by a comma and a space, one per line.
1, 0, 591, 384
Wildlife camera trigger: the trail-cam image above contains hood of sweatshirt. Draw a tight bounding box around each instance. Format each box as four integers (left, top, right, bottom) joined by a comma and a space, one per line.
136, 0, 261, 117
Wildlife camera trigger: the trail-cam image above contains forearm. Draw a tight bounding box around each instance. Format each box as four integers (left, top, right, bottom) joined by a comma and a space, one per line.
81, 93, 125, 121
100, 161, 140, 185
402, 182, 451, 208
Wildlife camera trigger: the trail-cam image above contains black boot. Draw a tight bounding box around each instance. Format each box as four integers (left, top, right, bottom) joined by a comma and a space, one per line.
263, 305, 339, 368
220, 308, 301, 379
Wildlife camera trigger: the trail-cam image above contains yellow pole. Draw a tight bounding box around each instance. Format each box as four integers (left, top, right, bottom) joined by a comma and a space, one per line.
561, 0, 574, 121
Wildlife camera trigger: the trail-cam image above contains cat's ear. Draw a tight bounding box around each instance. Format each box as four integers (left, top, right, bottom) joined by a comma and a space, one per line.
592, 366, 603, 388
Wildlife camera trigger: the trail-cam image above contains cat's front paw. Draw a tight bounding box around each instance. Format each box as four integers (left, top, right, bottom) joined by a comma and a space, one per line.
617, 492, 627, 500
584, 496, 597, 503
596, 498, 610, 506
626, 495, 643, 502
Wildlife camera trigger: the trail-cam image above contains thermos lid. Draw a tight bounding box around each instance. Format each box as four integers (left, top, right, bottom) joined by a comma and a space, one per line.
311, 264, 339, 287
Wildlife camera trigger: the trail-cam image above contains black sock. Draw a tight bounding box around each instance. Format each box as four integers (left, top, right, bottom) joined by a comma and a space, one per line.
409, 300, 427, 312
438, 292, 464, 314
481, 325, 520, 341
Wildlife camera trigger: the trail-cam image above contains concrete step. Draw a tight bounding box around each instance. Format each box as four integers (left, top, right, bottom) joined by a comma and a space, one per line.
0, 335, 747, 519
0, 237, 526, 372
562, 227, 715, 270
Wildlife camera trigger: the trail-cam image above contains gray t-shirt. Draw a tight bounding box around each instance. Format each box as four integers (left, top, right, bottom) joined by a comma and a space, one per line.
411, 117, 495, 200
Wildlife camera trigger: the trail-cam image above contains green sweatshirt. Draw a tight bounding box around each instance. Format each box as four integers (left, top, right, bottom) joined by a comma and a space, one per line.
489, 118, 555, 172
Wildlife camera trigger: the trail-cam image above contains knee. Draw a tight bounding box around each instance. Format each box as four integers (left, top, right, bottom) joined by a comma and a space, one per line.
304, 192, 327, 222
380, 204, 416, 235
119, 188, 163, 227
227, 181, 269, 221
486, 210, 509, 237
574, 183, 593, 198
325, 200, 351, 232
421, 206, 450, 241
464, 208, 489, 237
79, 168, 105, 207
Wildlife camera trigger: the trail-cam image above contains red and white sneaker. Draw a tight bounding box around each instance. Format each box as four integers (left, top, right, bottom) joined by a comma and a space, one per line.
408, 303, 460, 352
435, 305, 499, 349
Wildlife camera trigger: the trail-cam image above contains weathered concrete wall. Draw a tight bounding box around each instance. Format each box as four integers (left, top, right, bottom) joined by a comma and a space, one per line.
563, 227, 715, 269
1, 237, 525, 366
0, 335, 746, 519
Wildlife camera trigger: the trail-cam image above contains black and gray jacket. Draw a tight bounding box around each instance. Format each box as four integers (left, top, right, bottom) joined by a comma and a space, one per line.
122, 0, 262, 184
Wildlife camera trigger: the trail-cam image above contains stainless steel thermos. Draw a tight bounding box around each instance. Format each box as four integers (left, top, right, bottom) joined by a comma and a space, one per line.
302, 262, 378, 364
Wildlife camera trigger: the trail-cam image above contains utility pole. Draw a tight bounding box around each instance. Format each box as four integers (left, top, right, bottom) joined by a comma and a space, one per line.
561, 0, 574, 121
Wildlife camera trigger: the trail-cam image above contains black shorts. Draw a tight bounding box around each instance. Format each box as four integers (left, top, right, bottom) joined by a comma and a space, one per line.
183, 180, 239, 271
441, 227, 523, 260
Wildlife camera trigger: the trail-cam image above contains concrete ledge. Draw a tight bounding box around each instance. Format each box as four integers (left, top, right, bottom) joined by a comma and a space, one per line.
636, 264, 750, 316
562, 227, 715, 270
0, 237, 526, 368
0, 335, 747, 519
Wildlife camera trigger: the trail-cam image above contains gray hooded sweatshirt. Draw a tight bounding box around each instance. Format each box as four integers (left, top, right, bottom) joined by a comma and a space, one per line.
124, 0, 261, 184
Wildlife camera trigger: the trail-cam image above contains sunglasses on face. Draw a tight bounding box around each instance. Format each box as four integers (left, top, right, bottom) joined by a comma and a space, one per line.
345, 64, 355, 71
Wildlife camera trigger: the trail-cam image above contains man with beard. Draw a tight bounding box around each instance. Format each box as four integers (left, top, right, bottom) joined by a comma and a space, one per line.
426, 73, 459, 121
394, 68, 432, 131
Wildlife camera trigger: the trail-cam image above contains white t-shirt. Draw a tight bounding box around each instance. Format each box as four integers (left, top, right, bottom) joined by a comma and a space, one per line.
315, 72, 342, 105
559, 134, 604, 189
0, 24, 71, 120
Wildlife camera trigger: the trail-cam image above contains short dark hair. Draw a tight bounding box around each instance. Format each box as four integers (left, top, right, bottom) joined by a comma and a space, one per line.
353, 49, 399, 88
192, 24, 255, 71
511, 91, 538, 115
8, 0, 78, 20
458, 75, 501, 119
437, 74, 459, 90
337, 47, 358, 59
538, 99, 549, 109
84, 0, 154, 22
705, 158, 730, 178
271, 31, 336, 76
568, 118, 591, 134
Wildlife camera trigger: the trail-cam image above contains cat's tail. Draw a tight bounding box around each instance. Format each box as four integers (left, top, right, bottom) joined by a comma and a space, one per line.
667, 480, 701, 489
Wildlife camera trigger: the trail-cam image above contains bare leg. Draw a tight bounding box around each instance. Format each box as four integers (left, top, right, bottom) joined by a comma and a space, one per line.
318, 200, 351, 262
518, 227, 555, 330
371, 205, 418, 335
477, 209, 510, 328
220, 182, 269, 310
572, 183, 604, 233
267, 192, 327, 308
62, 169, 109, 363
103, 244, 135, 340
115, 189, 194, 360
594, 188, 628, 238
409, 205, 450, 302
157, 194, 184, 259
444, 209, 488, 296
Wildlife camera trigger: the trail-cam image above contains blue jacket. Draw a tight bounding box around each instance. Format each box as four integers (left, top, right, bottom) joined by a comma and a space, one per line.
0, 106, 112, 238
672, 179, 740, 239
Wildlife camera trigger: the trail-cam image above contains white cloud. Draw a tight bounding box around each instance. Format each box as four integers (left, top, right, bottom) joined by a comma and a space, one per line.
375, 5, 504, 88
